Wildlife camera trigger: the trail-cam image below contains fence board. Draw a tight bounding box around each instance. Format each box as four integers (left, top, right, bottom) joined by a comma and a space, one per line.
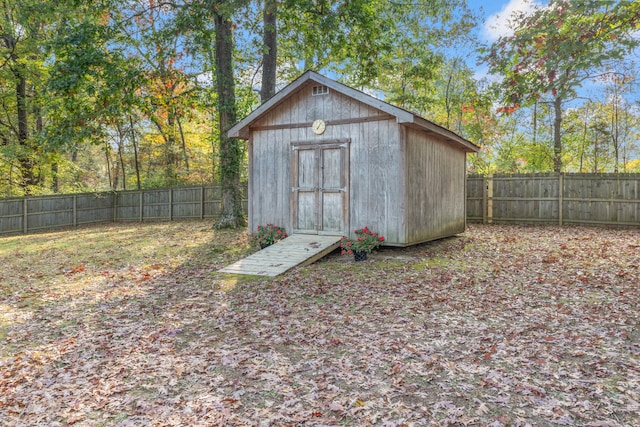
467, 173, 640, 226
2, 176, 639, 236
0, 185, 248, 235
466, 177, 485, 221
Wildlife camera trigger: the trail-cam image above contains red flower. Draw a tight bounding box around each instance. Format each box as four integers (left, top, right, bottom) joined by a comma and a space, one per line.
340, 226, 384, 257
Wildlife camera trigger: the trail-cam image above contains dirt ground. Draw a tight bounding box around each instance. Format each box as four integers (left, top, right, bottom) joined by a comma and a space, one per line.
1, 222, 639, 426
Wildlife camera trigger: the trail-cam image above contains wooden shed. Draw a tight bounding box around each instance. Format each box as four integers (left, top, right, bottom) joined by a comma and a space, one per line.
228, 71, 479, 246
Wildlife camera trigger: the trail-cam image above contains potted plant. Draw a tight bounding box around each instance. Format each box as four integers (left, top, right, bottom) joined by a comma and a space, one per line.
249, 224, 287, 249
340, 226, 385, 262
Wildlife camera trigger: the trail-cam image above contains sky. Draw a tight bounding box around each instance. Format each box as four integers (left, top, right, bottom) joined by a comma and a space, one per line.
470, 0, 639, 101
465, 0, 545, 82
469, 0, 543, 42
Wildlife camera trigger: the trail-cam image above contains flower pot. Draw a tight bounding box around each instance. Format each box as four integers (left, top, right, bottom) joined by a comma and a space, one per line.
353, 251, 367, 262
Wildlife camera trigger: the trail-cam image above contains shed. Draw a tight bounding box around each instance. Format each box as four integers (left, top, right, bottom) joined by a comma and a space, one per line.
229, 70, 479, 246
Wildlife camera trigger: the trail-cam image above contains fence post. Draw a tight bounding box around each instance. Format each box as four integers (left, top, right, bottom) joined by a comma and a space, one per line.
139, 191, 144, 222
23, 198, 28, 234
482, 176, 487, 224
486, 175, 493, 224
169, 188, 173, 221
201, 186, 205, 220
113, 192, 118, 222
73, 195, 77, 227
558, 173, 564, 226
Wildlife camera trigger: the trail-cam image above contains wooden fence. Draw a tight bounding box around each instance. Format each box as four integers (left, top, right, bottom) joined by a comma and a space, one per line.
1, 174, 639, 235
0, 185, 248, 235
467, 173, 640, 226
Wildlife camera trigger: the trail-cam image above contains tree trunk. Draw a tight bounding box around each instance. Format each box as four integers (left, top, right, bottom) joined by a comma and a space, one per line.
611, 93, 620, 173
130, 116, 142, 190
16, 70, 36, 193
260, 0, 277, 103
552, 95, 563, 173
51, 162, 59, 193
176, 115, 190, 171
166, 112, 177, 184
214, 5, 245, 228
593, 131, 599, 173
117, 124, 127, 190
105, 144, 113, 190
579, 116, 588, 173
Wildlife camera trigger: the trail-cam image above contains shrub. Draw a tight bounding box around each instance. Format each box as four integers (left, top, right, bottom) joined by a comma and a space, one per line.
340, 226, 385, 255
249, 224, 287, 248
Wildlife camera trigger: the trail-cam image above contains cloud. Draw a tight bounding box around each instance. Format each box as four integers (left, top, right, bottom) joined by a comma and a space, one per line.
483, 0, 543, 41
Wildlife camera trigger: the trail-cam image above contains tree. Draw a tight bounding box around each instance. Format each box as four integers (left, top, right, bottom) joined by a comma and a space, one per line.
260, 0, 277, 102
0, 0, 54, 194
601, 70, 638, 172
485, 0, 640, 172
212, 1, 245, 228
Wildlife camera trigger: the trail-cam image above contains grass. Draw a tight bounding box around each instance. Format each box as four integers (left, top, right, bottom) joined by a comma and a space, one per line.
1, 221, 639, 426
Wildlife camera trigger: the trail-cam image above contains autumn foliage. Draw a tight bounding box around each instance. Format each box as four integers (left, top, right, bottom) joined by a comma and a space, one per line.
1, 222, 639, 425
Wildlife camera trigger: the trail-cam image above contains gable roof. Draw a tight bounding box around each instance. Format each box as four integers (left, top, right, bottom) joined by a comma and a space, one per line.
228, 70, 479, 153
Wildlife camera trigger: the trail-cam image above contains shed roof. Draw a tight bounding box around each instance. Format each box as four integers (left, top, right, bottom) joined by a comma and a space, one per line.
228, 70, 479, 153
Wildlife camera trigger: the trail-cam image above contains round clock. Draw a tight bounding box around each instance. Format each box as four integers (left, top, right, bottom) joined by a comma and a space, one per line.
312, 119, 326, 135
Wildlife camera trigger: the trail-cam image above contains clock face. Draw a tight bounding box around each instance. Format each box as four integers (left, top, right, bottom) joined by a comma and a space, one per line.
312, 119, 326, 135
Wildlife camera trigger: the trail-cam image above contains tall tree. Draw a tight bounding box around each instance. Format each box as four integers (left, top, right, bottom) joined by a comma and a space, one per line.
212, 1, 245, 228
259, 0, 277, 102
0, 0, 51, 193
485, 0, 640, 172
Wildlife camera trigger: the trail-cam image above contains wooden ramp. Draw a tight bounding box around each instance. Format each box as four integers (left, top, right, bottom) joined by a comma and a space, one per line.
218, 234, 342, 277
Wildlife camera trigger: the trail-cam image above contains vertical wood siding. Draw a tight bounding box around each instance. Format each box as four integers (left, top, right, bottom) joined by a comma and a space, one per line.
405, 129, 467, 244
249, 81, 402, 240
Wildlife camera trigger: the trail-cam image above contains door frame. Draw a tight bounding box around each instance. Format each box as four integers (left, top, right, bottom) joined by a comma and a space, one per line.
290, 138, 350, 235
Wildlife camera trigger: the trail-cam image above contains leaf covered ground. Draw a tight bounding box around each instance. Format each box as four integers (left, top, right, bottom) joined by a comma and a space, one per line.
1, 222, 639, 426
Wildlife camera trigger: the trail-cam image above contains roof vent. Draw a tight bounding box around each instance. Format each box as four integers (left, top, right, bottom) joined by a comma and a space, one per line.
312, 85, 329, 96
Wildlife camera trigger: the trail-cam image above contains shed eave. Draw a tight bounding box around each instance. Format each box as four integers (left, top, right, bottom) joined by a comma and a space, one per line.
227, 71, 320, 140
407, 117, 480, 153
227, 70, 480, 155
228, 70, 420, 140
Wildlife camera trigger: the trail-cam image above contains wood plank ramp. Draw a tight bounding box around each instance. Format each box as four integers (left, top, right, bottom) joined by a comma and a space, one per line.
218, 234, 342, 277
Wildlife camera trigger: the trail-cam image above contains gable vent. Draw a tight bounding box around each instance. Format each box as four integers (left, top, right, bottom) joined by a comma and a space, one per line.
312, 85, 329, 96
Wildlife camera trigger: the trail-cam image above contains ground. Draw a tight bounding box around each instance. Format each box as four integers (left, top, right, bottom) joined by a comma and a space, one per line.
0, 222, 638, 427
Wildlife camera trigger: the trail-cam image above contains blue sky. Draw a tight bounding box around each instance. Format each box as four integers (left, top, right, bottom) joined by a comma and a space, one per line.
467, 0, 638, 103
468, 0, 543, 42
464, 1, 552, 103
465, 0, 547, 82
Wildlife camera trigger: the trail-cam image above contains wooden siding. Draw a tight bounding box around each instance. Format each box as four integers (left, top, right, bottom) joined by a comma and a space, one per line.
248, 81, 402, 240
346, 113, 403, 244
405, 128, 467, 244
